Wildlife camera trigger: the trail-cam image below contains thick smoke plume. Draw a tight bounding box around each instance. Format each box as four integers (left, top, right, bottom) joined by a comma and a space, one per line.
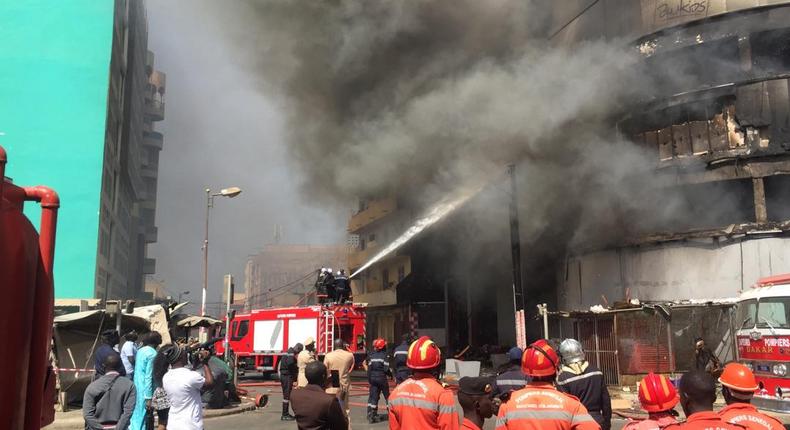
228, 1, 653, 209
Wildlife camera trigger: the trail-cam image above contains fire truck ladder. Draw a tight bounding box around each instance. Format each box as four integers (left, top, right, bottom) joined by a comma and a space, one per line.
322, 308, 336, 353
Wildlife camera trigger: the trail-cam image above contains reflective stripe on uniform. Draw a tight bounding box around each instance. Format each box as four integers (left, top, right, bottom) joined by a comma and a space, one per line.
389, 397, 456, 414
370, 358, 387, 363
556, 371, 603, 386
572, 414, 597, 424
394, 351, 408, 355
504, 410, 574, 421
496, 379, 527, 386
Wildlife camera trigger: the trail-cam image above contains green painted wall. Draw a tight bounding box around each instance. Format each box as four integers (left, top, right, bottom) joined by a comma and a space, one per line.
0, 2, 115, 298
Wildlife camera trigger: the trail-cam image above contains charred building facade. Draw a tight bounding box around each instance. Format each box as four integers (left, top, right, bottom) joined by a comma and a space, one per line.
551, 1, 790, 310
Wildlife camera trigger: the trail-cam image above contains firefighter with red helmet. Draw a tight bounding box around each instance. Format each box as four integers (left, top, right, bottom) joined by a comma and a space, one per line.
718, 363, 783, 430
622, 373, 679, 430
496, 339, 600, 430
389, 336, 459, 430
364, 337, 392, 423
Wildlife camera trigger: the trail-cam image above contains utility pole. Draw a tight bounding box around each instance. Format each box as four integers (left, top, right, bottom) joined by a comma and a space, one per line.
223, 274, 235, 363
508, 164, 525, 313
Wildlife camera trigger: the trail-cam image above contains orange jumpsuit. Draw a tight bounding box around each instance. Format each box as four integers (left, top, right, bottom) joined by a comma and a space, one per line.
719, 403, 784, 430
670, 411, 744, 429
388, 374, 459, 430
622, 413, 678, 430
495, 382, 601, 430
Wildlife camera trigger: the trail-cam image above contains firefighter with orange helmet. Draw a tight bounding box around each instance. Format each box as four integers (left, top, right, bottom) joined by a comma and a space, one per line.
718, 363, 783, 430
496, 339, 600, 430
622, 373, 679, 430
389, 336, 459, 430
363, 337, 392, 423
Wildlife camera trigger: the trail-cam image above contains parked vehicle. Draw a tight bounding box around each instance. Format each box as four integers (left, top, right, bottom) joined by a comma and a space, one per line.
215, 303, 367, 375
735, 273, 790, 412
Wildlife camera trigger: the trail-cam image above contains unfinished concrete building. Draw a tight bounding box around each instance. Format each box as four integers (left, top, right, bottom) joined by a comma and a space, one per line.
551, 1, 790, 309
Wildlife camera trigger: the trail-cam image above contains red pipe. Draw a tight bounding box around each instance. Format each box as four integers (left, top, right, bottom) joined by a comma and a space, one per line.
23, 186, 60, 279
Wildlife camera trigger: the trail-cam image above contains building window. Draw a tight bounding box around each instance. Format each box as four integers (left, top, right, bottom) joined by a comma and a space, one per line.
382, 269, 390, 289
369, 233, 376, 242
398, 265, 405, 282
360, 238, 366, 250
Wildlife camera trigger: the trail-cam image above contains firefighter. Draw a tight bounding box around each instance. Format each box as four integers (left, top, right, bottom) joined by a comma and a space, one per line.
557, 339, 612, 430
389, 336, 459, 430
364, 337, 392, 423
496, 339, 600, 430
622, 373, 679, 430
493, 347, 527, 403
315, 268, 328, 304
324, 268, 336, 303
718, 363, 783, 430
278, 346, 299, 421
297, 337, 317, 387
393, 334, 412, 385
334, 269, 350, 303
670, 371, 743, 430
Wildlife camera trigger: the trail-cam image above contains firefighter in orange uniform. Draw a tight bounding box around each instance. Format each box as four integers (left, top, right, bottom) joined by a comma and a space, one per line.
496, 339, 600, 430
669, 371, 743, 430
718, 363, 783, 430
622, 373, 679, 430
388, 336, 459, 430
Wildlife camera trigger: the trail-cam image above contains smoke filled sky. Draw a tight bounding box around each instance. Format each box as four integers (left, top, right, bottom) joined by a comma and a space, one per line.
146, 1, 346, 310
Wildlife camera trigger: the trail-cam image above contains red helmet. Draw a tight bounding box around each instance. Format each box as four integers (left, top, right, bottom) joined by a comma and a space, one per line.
719, 363, 759, 393
521, 339, 559, 377
373, 338, 387, 351
638, 373, 679, 413
407, 336, 441, 370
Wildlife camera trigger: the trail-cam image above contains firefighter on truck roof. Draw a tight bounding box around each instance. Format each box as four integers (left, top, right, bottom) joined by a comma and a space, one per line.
717, 363, 783, 430
389, 336, 459, 430
622, 373, 679, 430
495, 339, 600, 430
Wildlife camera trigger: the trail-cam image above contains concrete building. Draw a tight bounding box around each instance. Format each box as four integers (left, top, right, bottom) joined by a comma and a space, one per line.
547, 1, 790, 310
244, 244, 349, 310
1, 1, 165, 301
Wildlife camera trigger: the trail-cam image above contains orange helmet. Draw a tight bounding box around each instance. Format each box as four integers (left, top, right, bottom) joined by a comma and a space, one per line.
521, 339, 559, 377
638, 373, 679, 413
373, 338, 387, 351
407, 336, 441, 370
719, 363, 759, 392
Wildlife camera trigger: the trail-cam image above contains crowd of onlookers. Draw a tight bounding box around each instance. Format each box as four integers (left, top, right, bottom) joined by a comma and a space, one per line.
83, 329, 218, 430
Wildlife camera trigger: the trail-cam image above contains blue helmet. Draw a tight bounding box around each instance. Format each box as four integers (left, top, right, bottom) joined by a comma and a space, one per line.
508, 346, 523, 362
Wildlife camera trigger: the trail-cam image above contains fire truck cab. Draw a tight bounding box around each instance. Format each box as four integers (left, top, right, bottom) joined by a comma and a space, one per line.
736, 274, 790, 412
216, 303, 367, 375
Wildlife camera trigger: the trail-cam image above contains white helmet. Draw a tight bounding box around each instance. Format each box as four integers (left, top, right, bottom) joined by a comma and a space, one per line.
559, 338, 586, 365
327, 268, 332, 273
336, 270, 341, 276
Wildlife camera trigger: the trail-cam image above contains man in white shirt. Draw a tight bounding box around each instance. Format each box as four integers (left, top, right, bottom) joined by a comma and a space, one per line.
162, 344, 214, 430
120, 331, 138, 379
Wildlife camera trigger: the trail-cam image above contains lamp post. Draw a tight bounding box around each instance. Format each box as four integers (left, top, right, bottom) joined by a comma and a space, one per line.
201, 186, 242, 340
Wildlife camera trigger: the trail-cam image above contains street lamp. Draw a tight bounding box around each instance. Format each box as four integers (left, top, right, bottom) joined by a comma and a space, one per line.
201, 186, 242, 340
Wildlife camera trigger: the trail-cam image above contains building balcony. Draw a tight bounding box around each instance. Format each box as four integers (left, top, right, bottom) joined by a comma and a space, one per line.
144, 226, 158, 243
143, 131, 163, 150
353, 288, 397, 307
348, 242, 380, 268
348, 197, 397, 233
143, 258, 156, 274
144, 99, 165, 121
141, 165, 158, 179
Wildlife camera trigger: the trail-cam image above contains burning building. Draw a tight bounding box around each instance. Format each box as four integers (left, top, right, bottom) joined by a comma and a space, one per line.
551, 1, 790, 309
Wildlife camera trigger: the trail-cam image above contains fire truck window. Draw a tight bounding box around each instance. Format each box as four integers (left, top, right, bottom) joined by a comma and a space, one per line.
234, 320, 250, 340
758, 298, 790, 329
737, 299, 757, 329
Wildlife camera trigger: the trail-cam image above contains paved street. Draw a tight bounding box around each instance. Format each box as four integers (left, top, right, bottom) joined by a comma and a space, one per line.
209, 379, 630, 430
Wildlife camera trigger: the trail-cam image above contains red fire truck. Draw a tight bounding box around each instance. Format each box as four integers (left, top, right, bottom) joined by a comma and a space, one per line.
735, 273, 790, 412
216, 303, 368, 375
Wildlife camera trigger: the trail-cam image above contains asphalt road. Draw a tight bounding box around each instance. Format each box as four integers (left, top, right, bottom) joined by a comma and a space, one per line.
208, 379, 630, 430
